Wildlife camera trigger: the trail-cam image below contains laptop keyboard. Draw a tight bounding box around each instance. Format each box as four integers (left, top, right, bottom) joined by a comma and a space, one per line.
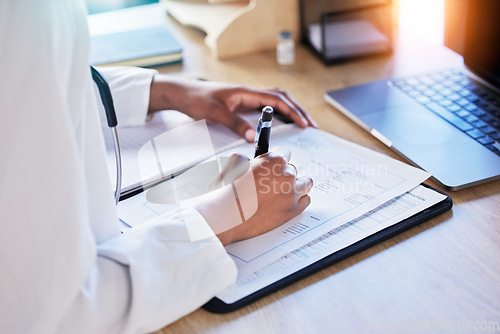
390, 68, 500, 156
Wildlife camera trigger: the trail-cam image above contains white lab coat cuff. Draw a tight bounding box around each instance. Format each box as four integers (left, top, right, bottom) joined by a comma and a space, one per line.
181, 204, 218, 242
97, 66, 158, 126
96, 207, 238, 330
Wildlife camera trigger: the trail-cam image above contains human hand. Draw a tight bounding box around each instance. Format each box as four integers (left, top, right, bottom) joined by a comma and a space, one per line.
148, 76, 317, 142
193, 148, 313, 246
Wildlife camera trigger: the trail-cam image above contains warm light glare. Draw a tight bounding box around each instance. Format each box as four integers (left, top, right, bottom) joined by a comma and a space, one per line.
398, 0, 445, 45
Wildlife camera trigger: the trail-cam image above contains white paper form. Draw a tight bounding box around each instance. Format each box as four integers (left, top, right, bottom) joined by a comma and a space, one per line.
221, 126, 430, 269
118, 126, 430, 269
103, 110, 283, 195
216, 185, 446, 304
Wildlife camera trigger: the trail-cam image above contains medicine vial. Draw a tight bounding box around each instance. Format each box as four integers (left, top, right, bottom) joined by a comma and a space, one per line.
277, 31, 295, 65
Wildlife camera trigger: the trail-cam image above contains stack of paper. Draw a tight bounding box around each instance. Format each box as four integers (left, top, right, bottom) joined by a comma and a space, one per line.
109, 116, 442, 303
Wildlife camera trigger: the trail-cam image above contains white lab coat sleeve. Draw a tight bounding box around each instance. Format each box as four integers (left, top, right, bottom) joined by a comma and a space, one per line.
0, 40, 238, 334
0, 1, 238, 333
56, 208, 237, 334
94, 66, 158, 127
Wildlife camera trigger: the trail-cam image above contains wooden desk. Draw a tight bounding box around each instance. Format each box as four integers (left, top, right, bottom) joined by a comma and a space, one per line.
154, 17, 500, 334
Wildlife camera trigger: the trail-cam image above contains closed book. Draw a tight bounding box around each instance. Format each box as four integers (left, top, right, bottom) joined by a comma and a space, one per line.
90, 25, 182, 67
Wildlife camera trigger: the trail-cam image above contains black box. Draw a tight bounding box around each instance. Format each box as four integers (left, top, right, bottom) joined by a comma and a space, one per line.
300, 0, 394, 64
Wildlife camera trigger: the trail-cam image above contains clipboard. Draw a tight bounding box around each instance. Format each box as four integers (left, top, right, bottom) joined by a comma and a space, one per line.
203, 183, 452, 313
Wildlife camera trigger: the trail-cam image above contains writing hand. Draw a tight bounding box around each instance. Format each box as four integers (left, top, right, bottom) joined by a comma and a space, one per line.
193, 148, 313, 246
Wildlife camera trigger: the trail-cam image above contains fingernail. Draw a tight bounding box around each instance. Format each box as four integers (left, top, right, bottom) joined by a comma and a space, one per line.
245, 129, 255, 142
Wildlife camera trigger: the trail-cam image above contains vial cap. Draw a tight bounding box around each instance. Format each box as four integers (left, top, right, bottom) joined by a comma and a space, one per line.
279, 31, 292, 40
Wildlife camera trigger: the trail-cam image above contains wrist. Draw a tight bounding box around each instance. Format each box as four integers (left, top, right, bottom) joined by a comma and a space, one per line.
148, 75, 187, 113
191, 184, 243, 247
215, 229, 233, 247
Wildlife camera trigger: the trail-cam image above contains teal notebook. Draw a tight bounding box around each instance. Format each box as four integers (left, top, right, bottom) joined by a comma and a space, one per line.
86, 0, 158, 15
89, 25, 182, 67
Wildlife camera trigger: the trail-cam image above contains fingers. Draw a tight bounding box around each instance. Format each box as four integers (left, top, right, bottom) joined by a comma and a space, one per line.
295, 176, 313, 197
258, 90, 310, 128
293, 195, 311, 216
274, 89, 318, 128
284, 164, 298, 178
216, 110, 256, 142
219, 153, 251, 177
226, 87, 317, 129
272, 93, 309, 128
264, 147, 291, 163
249, 87, 317, 128
211, 153, 250, 189
255, 147, 312, 200
224, 152, 251, 165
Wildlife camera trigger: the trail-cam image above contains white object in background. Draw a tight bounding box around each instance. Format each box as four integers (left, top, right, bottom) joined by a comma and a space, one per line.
277, 30, 295, 65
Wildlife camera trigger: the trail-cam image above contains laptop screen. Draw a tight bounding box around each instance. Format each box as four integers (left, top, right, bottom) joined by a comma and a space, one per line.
462, 0, 500, 87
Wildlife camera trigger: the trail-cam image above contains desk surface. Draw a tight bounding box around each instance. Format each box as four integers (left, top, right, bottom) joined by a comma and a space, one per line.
154, 16, 500, 334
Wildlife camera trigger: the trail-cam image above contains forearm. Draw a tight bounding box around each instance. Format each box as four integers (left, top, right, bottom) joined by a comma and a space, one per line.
148, 75, 193, 114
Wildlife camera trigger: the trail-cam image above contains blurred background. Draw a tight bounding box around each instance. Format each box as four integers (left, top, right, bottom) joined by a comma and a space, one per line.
86, 0, 157, 14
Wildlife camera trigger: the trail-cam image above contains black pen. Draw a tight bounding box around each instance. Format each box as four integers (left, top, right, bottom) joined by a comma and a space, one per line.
254, 106, 274, 157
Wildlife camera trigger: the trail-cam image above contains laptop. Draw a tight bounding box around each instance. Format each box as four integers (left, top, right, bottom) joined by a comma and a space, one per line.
324, 0, 500, 190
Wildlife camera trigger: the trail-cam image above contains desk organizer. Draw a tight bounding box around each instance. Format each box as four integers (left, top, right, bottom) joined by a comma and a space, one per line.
162, 0, 299, 59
